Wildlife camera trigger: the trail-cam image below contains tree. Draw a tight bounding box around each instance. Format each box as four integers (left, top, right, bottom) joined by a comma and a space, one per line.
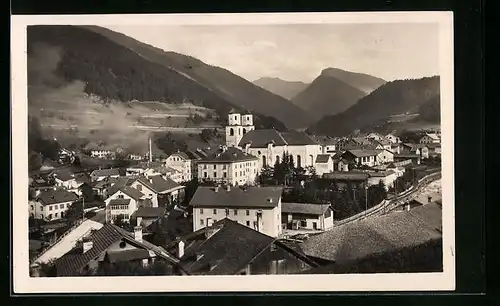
258, 166, 274, 185
29, 151, 43, 172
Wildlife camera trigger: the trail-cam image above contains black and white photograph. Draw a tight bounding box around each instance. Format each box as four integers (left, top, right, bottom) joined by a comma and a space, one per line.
12, 12, 455, 292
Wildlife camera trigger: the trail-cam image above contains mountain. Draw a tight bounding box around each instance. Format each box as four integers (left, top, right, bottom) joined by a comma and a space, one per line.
306, 76, 440, 137
320, 68, 387, 94
27, 25, 313, 130
80, 25, 313, 129
291, 73, 367, 120
416, 94, 441, 123
252, 77, 309, 100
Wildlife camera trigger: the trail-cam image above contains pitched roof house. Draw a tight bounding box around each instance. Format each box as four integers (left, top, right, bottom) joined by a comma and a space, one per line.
53, 224, 182, 276
170, 218, 318, 275
90, 168, 121, 182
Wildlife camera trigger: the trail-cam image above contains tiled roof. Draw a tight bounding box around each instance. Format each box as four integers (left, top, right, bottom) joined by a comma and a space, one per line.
425, 143, 442, 149
118, 186, 145, 201
409, 203, 442, 232
180, 219, 275, 275
91, 168, 121, 177
300, 206, 442, 263
315, 154, 332, 163
37, 189, 79, 206
108, 198, 131, 206
281, 202, 330, 215
54, 170, 74, 182
189, 186, 283, 208
411, 192, 442, 207
394, 153, 420, 158
198, 147, 258, 163
132, 207, 166, 218
322, 171, 369, 181
55, 223, 178, 276
128, 161, 164, 170
137, 176, 183, 193
368, 170, 396, 177
238, 129, 317, 148
345, 149, 382, 157
424, 133, 440, 140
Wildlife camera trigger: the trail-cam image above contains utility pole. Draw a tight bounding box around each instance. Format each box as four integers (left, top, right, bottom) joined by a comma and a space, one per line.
365, 184, 368, 218
82, 196, 85, 222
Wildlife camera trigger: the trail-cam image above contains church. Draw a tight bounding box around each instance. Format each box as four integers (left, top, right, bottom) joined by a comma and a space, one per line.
225, 110, 322, 171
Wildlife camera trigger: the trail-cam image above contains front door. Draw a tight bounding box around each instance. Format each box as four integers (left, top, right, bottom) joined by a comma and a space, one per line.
313, 222, 318, 230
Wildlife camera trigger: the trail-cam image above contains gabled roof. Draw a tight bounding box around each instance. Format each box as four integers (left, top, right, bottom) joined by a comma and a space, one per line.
198, 147, 258, 163
54, 223, 179, 276
344, 149, 382, 158
315, 154, 332, 163
54, 170, 74, 182
300, 204, 442, 263
281, 202, 331, 215
37, 189, 79, 206
136, 176, 183, 194
132, 207, 166, 219
189, 186, 283, 208
91, 168, 121, 177
423, 133, 440, 140
425, 143, 442, 149
368, 170, 396, 177
112, 186, 145, 201
238, 129, 317, 148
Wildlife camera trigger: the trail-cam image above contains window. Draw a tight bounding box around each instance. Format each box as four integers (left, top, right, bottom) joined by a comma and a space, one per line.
203, 165, 207, 169
243, 128, 246, 134
118, 194, 124, 199
49, 206, 53, 211
229, 128, 234, 136
246, 210, 250, 216
246, 221, 250, 226
200, 219, 204, 225
223, 172, 227, 178
225, 209, 229, 216
270, 244, 277, 251
213, 172, 217, 178
300, 220, 307, 227
60, 204, 64, 209
313, 222, 318, 230
214, 165, 217, 169
30, 205, 34, 210
213, 209, 217, 214
200, 209, 204, 214
276, 155, 280, 163
55, 212, 58, 217
257, 151, 261, 155
297, 155, 301, 167
204, 172, 208, 178
222, 165, 227, 170
137, 185, 142, 191
41, 214, 43, 219
234, 209, 238, 215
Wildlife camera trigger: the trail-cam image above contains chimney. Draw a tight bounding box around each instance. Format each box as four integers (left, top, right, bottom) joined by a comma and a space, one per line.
149, 137, 153, 163
134, 226, 143, 242
82, 237, 93, 254
226, 185, 231, 192
428, 196, 432, 203
136, 216, 143, 227
177, 240, 185, 258
214, 186, 219, 193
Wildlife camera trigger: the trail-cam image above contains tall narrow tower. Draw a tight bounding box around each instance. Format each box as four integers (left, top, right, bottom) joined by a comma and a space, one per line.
225, 110, 255, 147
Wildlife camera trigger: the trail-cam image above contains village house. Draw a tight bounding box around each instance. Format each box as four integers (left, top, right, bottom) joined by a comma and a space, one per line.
419, 133, 441, 144
90, 168, 121, 182
168, 218, 318, 275
372, 139, 392, 151
281, 202, 334, 231
341, 149, 394, 168
320, 171, 370, 191
365, 132, 385, 142
90, 149, 115, 159
226, 112, 322, 171
197, 146, 259, 186
425, 143, 442, 156
29, 189, 79, 221
105, 186, 151, 224
331, 153, 350, 172
164, 149, 205, 182
385, 133, 401, 144
128, 175, 186, 208
127, 153, 144, 161
52, 170, 90, 191
314, 154, 334, 176
394, 153, 422, 165
189, 185, 283, 237
49, 223, 182, 277
126, 161, 163, 176
313, 136, 338, 154
130, 207, 167, 229
142, 165, 184, 183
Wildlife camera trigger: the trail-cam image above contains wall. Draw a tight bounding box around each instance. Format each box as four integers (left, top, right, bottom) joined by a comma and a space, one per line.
192, 201, 281, 237
376, 150, 395, 164
315, 159, 333, 176
198, 160, 258, 186
247, 144, 321, 171
29, 200, 73, 221
248, 242, 313, 275
55, 178, 79, 190
105, 190, 139, 222
165, 154, 193, 182
129, 180, 158, 207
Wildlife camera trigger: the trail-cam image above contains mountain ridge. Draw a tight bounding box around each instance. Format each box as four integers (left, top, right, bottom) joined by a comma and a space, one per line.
252, 77, 309, 100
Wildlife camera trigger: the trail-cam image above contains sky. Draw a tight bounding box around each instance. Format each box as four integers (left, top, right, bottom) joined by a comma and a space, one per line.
106, 23, 440, 83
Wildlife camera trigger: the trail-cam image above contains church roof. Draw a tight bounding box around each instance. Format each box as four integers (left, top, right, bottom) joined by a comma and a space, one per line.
238, 129, 318, 148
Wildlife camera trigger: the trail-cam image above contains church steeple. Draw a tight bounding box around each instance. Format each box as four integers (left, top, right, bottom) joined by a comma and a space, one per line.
225, 111, 255, 147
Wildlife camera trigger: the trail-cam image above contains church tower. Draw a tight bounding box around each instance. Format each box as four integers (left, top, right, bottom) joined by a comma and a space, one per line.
225, 110, 255, 147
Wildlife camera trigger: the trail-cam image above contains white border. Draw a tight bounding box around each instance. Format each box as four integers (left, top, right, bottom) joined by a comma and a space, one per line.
11, 12, 455, 293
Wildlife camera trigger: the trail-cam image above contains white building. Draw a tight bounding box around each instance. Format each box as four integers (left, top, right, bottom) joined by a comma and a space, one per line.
164, 150, 204, 182
367, 170, 399, 190
91, 149, 115, 159
341, 149, 394, 167
90, 168, 121, 182
128, 176, 185, 207
314, 154, 334, 176
365, 132, 385, 142
197, 146, 259, 186
420, 133, 441, 144
281, 202, 334, 231
189, 185, 283, 237
225, 110, 256, 148
385, 133, 401, 144
29, 189, 79, 221
105, 186, 147, 223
